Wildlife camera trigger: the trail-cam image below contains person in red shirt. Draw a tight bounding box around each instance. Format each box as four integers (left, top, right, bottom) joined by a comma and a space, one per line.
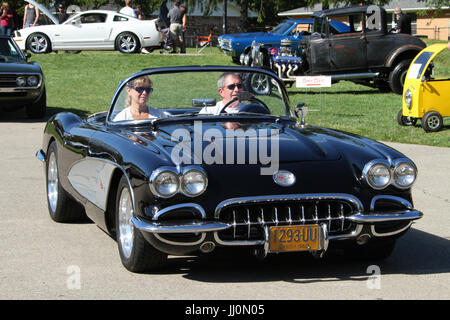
0, 2, 13, 36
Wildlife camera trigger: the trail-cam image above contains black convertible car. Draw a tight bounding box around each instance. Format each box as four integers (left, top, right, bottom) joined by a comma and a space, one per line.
36, 66, 422, 272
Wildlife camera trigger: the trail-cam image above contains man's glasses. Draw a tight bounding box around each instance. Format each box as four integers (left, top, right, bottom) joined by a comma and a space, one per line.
226, 83, 243, 90
130, 86, 153, 94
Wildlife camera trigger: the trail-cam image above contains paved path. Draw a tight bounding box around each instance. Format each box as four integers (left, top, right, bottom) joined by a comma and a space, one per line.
0, 113, 449, 300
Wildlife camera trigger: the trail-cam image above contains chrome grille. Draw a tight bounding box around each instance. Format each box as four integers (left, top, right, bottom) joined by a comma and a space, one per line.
0, 74, 19, 88
217, 199, 357, 242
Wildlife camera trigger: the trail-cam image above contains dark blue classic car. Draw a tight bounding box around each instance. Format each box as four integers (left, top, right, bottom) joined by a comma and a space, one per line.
218, 19, 349, 64
0, 35, 46, 118
36, 66, 422, 272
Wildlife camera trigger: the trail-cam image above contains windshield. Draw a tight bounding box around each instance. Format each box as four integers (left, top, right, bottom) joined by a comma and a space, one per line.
270, 21, 294, 35
108, 69, 290, 124
0, 38, 24, 61
407, 51, 434, 80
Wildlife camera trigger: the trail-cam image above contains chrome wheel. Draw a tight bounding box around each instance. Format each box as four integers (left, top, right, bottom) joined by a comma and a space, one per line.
47, 152, 58, 213
118, 187, 134, 259
247, 74, 271, 95
118, 33, 138, 53
29, 33, 49, 54
425, 115, 440, 130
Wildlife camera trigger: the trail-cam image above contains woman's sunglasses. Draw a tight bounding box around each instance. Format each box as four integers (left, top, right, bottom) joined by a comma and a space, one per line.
130, 86, 153, 94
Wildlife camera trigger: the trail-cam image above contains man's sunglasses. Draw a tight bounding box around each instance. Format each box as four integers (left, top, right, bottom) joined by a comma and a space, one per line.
130, 86, 153, 94
226, 83, 243, 90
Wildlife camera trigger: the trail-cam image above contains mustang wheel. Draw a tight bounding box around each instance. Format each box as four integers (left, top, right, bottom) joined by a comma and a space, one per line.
421, 111, 443, 132
46, 142, 86, 222
27, 33, 51, 54
245, 73, 271, 95
397, 109, 417, 126
116, 32, 140, 54
115, 176, 167, 272
389, 59, 412, 95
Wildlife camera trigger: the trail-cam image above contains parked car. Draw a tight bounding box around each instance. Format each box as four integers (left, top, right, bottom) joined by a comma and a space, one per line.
218, 19, 349, 64
36, 66, 422, 272
0, 35, 46, 118
13, 0, 161, 54
398, 43, 450, 132
244, 5, 426, 94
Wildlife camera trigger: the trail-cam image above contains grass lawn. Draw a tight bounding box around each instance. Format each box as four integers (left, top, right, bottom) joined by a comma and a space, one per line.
30, 44, 450, 148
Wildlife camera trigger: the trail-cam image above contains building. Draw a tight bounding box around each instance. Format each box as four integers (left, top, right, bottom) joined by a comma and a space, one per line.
278, 0, 450, 40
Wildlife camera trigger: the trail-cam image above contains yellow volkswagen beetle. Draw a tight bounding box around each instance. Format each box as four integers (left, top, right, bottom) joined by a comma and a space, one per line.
398, 43, 450, 132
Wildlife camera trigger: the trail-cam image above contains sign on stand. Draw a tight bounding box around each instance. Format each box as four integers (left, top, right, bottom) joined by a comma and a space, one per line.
295, 76, 332, 112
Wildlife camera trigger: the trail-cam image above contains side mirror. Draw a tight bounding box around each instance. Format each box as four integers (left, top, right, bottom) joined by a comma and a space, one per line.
294, 102, 308, 126
23, 51, 32, 60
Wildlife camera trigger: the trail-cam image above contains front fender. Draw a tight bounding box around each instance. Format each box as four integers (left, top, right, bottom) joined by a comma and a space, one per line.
385, 45, 424, 68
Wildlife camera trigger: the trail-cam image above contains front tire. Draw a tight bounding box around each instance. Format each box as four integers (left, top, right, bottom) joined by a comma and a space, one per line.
27, 33, 51, 54
46, 142, 86, 222
397, 109, 417, 126
116, 176, 167, 272
116, 32, 140, 54
389, 59, 412, 95
421, 111, 443, 132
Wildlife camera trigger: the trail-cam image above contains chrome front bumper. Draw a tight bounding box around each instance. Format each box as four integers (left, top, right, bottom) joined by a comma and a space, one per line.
132, 194, 423, 247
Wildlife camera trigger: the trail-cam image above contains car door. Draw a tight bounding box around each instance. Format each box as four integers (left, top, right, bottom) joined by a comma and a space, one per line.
328, 13, 368, 72
53, 13, 110, 49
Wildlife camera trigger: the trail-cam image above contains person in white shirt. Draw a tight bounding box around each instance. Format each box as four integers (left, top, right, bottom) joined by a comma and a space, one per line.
199, 73, 247, 115
113, 76, 167, 121
119, 0, 136, 18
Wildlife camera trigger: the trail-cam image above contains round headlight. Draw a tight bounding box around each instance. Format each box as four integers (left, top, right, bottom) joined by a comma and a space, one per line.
16, 76, 27, 87
151, 170, 179, 198
364, 162, 391, 190
181, 169, 207, 197
404, 88, 412, 109
27, 76, 39, 87
393, 162, 416, 189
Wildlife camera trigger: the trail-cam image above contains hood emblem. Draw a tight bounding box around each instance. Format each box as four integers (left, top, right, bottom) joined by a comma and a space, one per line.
273, 170, 296, 187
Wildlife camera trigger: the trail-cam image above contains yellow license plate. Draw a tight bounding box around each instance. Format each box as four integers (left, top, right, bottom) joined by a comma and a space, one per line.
269, 225, 320, 252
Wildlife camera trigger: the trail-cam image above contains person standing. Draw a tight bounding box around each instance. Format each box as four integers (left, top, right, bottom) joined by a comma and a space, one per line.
23, 2, 39, 28
56, 4, 68, 24
0, 2, 13, 36
167, 0, 185, 53
120, 0, 136, 18
180, 4, 187, 54
395, 8, 411, 35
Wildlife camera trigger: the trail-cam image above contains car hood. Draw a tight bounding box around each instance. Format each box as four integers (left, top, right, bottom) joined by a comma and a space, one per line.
0, 59, 41, 72
118, 120, 403, 167
25, 0, 59, 25
220, 32, 285, 42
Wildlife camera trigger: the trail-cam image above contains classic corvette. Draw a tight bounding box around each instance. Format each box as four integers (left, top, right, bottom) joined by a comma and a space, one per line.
36, 66, 422, 272
0, 35, 46, 118
13, 0, 161, 54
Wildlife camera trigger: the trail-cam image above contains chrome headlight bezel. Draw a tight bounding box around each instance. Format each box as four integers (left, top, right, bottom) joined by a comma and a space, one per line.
363, 160, 392, 190
363, 159, 417, 190
392, 160, 417, 189
180, 168, 208, 197
149, 168, 180, 198
149, 166, 208, 198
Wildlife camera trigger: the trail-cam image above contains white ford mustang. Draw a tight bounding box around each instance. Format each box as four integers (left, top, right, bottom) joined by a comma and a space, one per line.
13, 1, 161, 54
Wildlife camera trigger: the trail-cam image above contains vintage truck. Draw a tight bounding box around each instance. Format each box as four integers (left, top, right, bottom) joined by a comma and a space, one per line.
243, 5, 426, 94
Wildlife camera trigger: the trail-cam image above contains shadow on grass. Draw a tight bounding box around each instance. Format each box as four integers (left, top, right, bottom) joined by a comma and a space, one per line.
0, 106, 89, 123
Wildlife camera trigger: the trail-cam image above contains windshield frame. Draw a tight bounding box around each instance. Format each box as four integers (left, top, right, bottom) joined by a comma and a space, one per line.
105, 66, 292, 127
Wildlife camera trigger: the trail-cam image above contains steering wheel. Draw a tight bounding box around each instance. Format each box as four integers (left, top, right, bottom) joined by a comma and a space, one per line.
218, 92, 270, 114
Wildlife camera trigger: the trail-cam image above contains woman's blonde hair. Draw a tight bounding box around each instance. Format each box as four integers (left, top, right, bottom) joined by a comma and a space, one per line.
125, 76, 153, 107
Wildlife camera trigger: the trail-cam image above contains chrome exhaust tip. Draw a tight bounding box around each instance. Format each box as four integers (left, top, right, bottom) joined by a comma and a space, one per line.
199, 241, 215, 253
